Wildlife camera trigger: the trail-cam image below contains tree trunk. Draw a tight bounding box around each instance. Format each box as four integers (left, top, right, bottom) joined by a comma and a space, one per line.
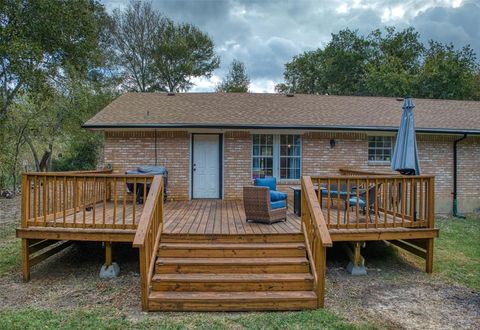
11, 133, 25, 195
25, 137, 40, 172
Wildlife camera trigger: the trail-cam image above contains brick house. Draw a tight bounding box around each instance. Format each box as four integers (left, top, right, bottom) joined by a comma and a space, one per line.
83, 92, 480, 215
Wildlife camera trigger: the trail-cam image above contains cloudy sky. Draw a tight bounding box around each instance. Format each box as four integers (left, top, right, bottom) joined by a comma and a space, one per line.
102, 0, 480, 92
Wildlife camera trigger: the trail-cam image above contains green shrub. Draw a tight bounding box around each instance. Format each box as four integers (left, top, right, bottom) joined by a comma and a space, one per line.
52, 133, 101, 171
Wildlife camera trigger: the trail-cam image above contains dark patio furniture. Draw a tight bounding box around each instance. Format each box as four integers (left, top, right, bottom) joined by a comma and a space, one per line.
126, 165, 168, 203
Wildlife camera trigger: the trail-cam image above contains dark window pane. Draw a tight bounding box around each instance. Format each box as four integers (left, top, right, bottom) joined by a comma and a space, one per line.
294, 158, 301, 168
293, 135, 301, 145
295, 169, 301, 179
294, 146, 301, 156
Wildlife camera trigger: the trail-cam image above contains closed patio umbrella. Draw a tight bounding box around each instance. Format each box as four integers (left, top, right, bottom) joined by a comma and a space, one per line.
391, 97, 421, 175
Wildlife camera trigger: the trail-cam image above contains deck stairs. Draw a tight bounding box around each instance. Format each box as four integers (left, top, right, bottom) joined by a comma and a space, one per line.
147, 233, 318, 311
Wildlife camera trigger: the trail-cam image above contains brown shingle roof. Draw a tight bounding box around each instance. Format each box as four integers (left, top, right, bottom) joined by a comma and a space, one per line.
83, 92, 480, 134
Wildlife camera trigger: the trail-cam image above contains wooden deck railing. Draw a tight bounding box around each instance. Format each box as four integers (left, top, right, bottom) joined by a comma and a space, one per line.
311, 174, 435, 230
21, 170, 154, 230
301, 176, 333, 308
132, 176, 164, 311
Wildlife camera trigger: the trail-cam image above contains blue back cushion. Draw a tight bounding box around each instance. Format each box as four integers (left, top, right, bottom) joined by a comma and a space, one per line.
255, 177, 277, 191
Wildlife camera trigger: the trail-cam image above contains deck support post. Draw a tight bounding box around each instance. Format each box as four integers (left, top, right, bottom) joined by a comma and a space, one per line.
21, 238, 30, 282
425, 238, 434, 273
344, 241, 367, 275
99, 241, 120, 279
105, 241, 112, 266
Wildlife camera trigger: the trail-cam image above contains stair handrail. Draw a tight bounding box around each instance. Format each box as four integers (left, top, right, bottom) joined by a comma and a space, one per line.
133, 175, 164, 311
301, 176, 332, 308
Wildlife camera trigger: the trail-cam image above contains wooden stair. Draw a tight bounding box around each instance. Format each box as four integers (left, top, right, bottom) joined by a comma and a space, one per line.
148, 233, 318, 311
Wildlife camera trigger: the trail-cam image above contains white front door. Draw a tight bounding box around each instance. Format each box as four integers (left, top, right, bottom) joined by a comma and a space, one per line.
192, 134, 221, 199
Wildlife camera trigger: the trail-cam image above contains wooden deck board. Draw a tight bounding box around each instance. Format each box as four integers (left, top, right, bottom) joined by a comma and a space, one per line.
163, 200, 301, 235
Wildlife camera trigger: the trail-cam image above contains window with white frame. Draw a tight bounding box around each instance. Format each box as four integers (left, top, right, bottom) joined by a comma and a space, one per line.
252, 134, 301, 180
252, 134, 274, 178
368, 136, 393, 162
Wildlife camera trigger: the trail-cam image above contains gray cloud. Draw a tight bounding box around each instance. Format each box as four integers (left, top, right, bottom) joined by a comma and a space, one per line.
413, 2, 480, 53
103, 0, 480, 92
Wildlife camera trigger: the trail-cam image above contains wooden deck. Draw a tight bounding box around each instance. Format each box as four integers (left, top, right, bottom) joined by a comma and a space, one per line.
17, 171, 439, 312
164, 200, 301, 235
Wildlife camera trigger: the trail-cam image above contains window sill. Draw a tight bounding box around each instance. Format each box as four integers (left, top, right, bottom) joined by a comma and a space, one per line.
278, 179, 301, 185
368, 161, 391, 166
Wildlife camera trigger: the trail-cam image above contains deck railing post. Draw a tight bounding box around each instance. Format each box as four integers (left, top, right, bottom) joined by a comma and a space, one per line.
138, 247, 148, 310
21, 174, 28, 228
317, 246, 326, 308
428, 177, 435, 229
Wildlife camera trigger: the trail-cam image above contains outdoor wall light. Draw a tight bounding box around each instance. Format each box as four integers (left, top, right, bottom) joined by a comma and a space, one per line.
330, 139, 336, 148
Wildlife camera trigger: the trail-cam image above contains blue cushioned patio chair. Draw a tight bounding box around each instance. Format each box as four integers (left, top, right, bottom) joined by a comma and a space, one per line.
344, 184, 380, 223
243, 186, 287, 224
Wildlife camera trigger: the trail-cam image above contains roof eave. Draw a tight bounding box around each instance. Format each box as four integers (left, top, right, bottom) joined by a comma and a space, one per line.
81, 123, 480, 135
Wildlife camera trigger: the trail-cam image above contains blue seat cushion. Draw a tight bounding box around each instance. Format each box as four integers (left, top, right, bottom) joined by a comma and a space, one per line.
271, 200, 286, 209
255, 177, 276, 191
270, 190, 288, 202
346, 197, 366, 208
321, 190, 348, 198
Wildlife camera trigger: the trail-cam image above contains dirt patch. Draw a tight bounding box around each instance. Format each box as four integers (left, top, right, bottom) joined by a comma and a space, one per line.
326, 243, 480, 329
1, 197, 479, 329
0, 242, 143, 316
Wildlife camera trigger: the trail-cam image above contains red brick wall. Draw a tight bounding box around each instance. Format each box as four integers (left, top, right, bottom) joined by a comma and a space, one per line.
103, 130, 480, 214
301, 132, 480, 214
103, 131, 189, 200
457, 138, 480, 212
223, 131, 252, 200
416, 137, 453, 214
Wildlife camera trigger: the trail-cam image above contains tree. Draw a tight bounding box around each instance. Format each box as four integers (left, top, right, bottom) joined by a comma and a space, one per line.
364, 27, 424, 97
110, 1, 220, 92
320, 29, 373, 95
109, 0, 166, 92
279, 29, 372, 95
277, 26, 480, 100
0, 0, 109, 122
216, 60, 250, 92
151, 21, 220, 92
282, 50, 324, 94
416, 41, 479, 100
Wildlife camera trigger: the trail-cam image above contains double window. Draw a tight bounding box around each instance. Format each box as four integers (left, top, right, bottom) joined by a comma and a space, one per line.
252, 134, 301, 180
368, 136, 393, 162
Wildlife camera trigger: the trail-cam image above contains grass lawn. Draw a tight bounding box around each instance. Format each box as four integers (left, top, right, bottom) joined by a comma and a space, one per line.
0, 224, 19, 276
433, 216, 480, 289
0, 308, 371, 330
394, 216, 480, 290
